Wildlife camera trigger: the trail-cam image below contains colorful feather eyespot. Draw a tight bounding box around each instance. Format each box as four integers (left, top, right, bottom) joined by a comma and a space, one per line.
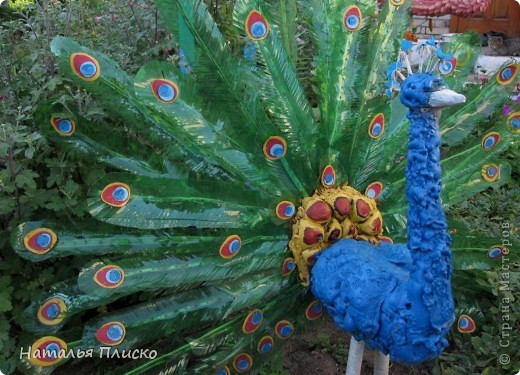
457, 314, 476, 333
281, 258, 296, 276
389, 0, 405, 5
275, 320, 294, 339
487, 245, 507, 258
96, 321, 126, 346
101, 182, 131, 207
242, 309, 263, 334
368, 113, 385, 139
343, 6, 363, 32
215, 366, 231, 375
365, 182, 383, 199
37, 297, 67, 326
481, 164, 499, 182
276, 201, 295, 220
257, 336, 274, 353
263, 136, 287, 160
50, 117, 75, 136
70, 52, 100, 81
219, 235, 242, 259
481, 132, 500, 151
151, 79, 179, 104
321, 165, 336, 187
94, 265, 125, 288
506, 112, 520, 134
233, 353, 253, 373
496, 64, 518, 85
438, 58, 457, 76
245, 10, 269, 41
455, 46, 472, 67
305, 301, 324, 320
29, 336, 67, 367
378, 236, 393, 243
23, 228, 57, 255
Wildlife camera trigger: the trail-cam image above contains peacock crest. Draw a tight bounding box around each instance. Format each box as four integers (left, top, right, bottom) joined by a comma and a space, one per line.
10, 0, 519, 373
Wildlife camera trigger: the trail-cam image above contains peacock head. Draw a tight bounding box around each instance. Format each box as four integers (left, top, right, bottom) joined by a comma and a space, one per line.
400, 73, 465, 110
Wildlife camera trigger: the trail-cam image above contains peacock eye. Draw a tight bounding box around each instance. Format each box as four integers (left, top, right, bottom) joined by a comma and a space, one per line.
457, 314, 476, 333
23, 228, 58, 255
281, 258, 296, 276
305, 301, 324, 320
219, 235, 242, 259
245, 10, 269, 41
101, 182, 131, 207
276, 201, 295, 220
365, 182, 383, 199
233, 353, 253, 373
257, 336, 274, 353
321, 165, 336, 187
215, 366, 231, 375
51, 117, 76, 136
94, 265, 125, 288
37, 297, 68, 326
96, 321, 126, 345
481, 132, 500, 150
438, 58, 457, 76
70, 53, 100, 81
481, 164, 499, 182
263, 136, 287, 160
151, 79, 179, 104
368, 113, 385, 139
242, 309, 263, 334
29, 337, 67, 367
507, 112, 520, 134
389, 0, 405, 5
343, 6, 363, 32
497, 64, 518, 85
275, 320, 294, 339
487, 245, 506, 258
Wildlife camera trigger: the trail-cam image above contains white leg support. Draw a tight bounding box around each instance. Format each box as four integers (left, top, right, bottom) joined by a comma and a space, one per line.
373, 351, 390, 375
345, 337, 365, 375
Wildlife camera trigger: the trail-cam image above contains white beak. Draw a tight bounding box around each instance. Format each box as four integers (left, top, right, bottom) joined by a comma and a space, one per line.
428, 89, 466, 108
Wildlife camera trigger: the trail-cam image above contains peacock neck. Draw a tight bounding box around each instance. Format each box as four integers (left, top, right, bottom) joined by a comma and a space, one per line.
405, 108, 451, 269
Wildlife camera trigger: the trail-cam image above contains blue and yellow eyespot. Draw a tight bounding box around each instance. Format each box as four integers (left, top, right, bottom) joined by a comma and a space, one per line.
438, 57, 457, 76
151, 79, 179, 104
50, 116, 75, 136
96, 321, 126, 346
37, 297, 67, 326
94, 265, 125, 288
305, 301, 324, 321
233, 353, 253, 373
481, 164, 499, 182
390, 0, 405, 5
23, 228, 57, 255
101, 182, 131, 207
70, 52, 100, 81
321, 165, 336, 187
496, 64, 518, 85
457, 314, 476, 333
506, 112, 520, 134
281, 258, 296, 276
28, 336, 67, 367
243, 309, 263, 334
215, 366, 231, 375
343, 6, 363, 32
365, 182, 383, 199
275, 320, 294, 339
487, 245, 507, 259
245, 10, 269, 41
219, 235, 242, 259
276, 201, 295, 220
263, 136, 287, 160
257, 336, 274, 353
481, 132, 500, 151
368, 113, 385, 139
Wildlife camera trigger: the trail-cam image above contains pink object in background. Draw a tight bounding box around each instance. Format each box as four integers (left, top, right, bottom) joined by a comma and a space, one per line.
379, 0, 493, 18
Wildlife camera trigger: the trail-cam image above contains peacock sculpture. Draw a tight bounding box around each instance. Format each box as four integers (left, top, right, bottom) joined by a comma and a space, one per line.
10, 0, 519, 374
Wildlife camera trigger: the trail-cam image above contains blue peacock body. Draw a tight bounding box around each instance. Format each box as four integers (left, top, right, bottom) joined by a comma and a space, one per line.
10, 0, 519, 373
